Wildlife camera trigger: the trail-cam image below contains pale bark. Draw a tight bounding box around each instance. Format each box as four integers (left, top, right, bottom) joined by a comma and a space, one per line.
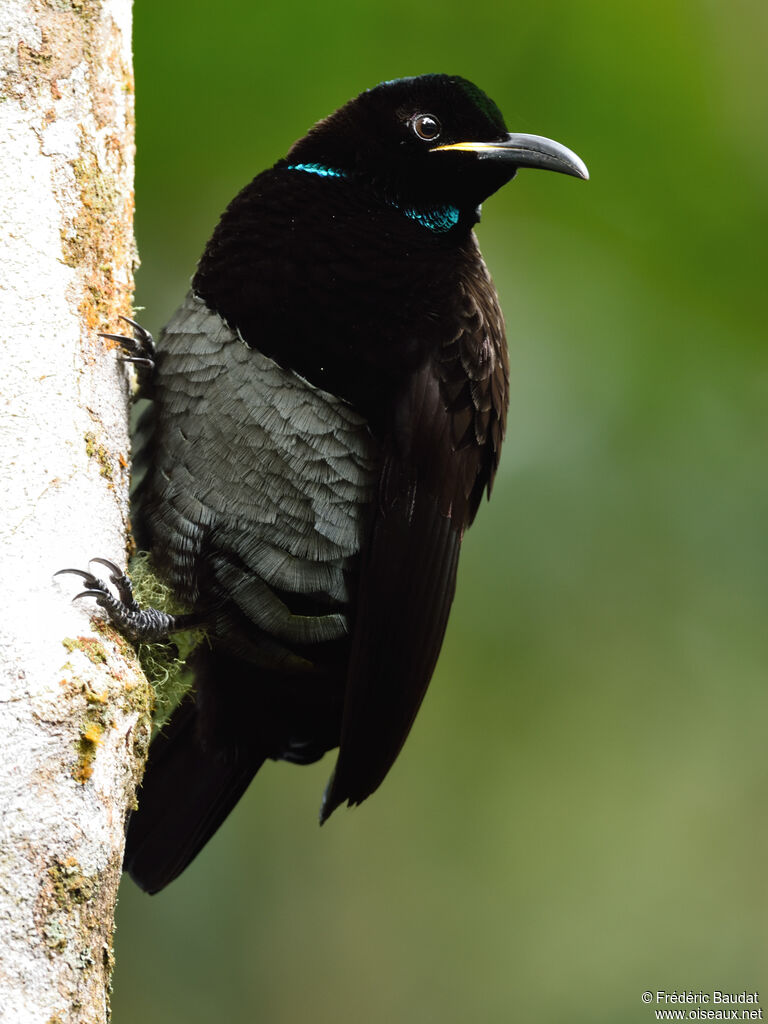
0, 1, 150, 1021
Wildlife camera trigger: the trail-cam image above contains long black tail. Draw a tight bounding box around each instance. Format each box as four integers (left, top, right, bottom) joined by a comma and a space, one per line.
123, 698, 264, 894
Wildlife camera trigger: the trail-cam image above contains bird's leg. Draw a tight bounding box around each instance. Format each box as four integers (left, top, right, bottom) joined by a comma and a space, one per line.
100, 316, 156, 372
55, 558, 201, 644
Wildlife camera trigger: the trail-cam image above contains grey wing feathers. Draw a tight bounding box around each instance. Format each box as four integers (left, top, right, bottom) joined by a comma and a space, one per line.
145, 293, 379, 649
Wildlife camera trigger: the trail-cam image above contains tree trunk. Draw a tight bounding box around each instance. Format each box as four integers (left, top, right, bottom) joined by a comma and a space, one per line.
0, 1, 150, 1020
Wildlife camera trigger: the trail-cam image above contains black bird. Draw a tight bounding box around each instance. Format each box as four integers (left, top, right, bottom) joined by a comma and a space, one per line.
60, 74, 587, 893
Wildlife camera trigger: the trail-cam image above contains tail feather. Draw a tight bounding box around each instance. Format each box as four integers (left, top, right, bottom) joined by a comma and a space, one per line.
124, 699, 263, 894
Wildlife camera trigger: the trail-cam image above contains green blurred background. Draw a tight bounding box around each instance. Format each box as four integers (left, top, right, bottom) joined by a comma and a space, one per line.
114, 1, 768, 1020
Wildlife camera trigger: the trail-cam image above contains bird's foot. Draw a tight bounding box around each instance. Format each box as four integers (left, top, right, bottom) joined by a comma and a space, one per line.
100, 316, 156, 371
55, 558, 197, 643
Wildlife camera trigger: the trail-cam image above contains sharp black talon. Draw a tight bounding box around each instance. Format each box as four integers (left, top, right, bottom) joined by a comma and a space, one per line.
122, 356, 155, 368
98, 331, 134, 344
56, 566, 115, 604
55, 568, 99, 585
118, 315, 153, 342
99, 316, 156, 374
89, 557, 123, 580
56, 557, 183, 642
73, 588, 109, 603
89, 557, 137, 608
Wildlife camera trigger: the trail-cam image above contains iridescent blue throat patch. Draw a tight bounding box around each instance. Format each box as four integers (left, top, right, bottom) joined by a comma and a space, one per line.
286, 163, 348, 179
286, 164, 460, 233
400, 205, 460, 232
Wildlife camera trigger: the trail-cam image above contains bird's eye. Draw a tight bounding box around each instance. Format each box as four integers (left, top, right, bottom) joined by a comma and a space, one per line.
411, 114, 442, 142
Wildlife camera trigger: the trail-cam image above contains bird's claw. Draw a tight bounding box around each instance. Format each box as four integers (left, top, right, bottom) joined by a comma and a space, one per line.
72, 587, 111, 603
55, 559, 147, 639
99, 315, 156, 371
56, 559, 139, 611
55, 559, 190, 643
88, 557, 138, 606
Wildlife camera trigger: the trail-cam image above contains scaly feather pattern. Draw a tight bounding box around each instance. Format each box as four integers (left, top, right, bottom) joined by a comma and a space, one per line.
64, 73, 587, 890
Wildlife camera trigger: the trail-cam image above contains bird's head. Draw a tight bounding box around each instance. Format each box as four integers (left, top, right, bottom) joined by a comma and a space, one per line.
284, 74, 588, 229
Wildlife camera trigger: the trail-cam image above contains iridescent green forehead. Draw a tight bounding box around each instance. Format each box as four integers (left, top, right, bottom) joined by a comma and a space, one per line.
371, 74, 506, 127
455, 78, 505, 127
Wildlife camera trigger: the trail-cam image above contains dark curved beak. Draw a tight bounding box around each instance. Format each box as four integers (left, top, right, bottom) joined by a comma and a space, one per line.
433, 132, 589, 180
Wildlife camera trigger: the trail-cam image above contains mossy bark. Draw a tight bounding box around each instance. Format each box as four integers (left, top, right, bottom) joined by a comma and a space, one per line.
0, 1, 148, 1021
